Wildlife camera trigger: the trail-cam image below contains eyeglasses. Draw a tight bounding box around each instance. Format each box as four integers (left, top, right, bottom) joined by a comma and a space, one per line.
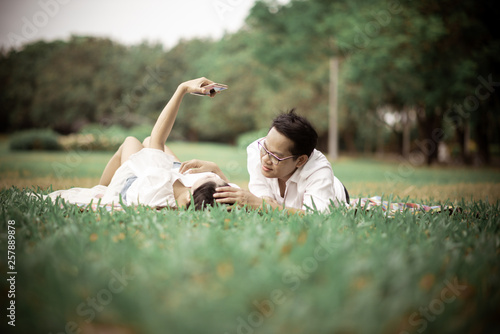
258, 140, 296, 165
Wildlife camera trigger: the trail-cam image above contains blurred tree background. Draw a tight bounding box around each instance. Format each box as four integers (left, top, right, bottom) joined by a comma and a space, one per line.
1, 0, 499, 165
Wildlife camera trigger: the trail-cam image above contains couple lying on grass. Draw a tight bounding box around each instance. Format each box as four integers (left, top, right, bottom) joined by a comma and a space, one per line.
48, 77, 349, 214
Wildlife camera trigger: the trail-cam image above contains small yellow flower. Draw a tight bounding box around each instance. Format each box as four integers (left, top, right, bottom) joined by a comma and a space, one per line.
217, 262, 234, 279
419, 273, 435, 292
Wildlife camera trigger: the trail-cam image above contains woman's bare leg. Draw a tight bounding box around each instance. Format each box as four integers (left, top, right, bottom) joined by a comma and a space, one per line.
99, 137, 143, 186
142, 136, 180, 162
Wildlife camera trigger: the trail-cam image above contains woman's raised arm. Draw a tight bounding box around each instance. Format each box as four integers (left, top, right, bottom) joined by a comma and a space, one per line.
149, 77, 216, 150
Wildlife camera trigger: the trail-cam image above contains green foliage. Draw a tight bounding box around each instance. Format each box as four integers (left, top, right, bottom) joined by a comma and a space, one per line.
9, 129, 62, 151
1, 0, 499, 163
237, 128, 269, 149
0, 36, 165, 133
1, 187, 499, 333
187, 32, 260, 142
247, 0, 500, 163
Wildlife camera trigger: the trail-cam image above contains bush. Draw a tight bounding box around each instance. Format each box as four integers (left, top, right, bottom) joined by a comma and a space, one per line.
58, 124, 154, 151
127, 123, 153, 142
57, 133, 120, 151
9, 129, 62, 151
236, 128, 268, 149
65, 124, 127, 151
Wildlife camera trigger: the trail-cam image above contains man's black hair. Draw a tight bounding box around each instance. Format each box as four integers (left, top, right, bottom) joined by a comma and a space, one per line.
270, 108, 318, 158
187, 181, 229, 210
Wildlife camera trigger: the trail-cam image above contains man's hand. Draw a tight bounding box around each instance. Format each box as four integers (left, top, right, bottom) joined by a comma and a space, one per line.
179, 159, 228, 182
215, 187, 305, 215
213, 186, 262, 209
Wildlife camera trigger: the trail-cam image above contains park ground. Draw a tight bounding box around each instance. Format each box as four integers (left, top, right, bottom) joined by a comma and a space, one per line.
1, 137, 499, 204
1, 137, 500, 333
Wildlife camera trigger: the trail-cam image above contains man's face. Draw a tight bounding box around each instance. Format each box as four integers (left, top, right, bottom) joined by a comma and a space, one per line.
259, 127, 307, 181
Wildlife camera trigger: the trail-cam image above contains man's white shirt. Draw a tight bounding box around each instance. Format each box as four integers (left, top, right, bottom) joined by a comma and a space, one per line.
247, 138, 347, 212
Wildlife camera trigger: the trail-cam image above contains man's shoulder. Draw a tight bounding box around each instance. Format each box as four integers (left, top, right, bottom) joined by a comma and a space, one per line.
306, 149, 332, 170
294, 149, 333, 181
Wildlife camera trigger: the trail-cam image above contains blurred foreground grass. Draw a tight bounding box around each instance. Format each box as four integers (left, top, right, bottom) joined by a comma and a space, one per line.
0, 187, 499, 333
1, 138, 499, 204
1, 137, 500, 333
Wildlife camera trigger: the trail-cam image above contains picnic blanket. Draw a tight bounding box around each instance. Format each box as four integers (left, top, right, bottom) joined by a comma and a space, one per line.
349, 196, 455, 217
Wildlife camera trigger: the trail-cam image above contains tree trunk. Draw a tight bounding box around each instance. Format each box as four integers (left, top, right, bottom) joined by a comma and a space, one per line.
463, 121, 472, 165
416, 107, 442, 165
342, 120, 357, 153
401, 108, 411, 159
328, 57, 339, 160
376, 125, 384, 157
475, 115, 491, 165
455, 123, 472, 165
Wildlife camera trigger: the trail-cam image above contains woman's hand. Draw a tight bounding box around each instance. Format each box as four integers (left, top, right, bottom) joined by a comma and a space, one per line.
149, 77, 219, 151
179, 77, 217, 97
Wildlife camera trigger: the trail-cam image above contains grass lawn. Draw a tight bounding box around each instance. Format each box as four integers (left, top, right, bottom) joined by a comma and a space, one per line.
1, 138, 499, 204
1, 140, 500, 333
0, 140, 248, 191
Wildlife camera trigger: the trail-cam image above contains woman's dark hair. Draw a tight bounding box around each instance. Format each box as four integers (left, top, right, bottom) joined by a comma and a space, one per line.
187, 181, 229, 210
271, 108, 318, 158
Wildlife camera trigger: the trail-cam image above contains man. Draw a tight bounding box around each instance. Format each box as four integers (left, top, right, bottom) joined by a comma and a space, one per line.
180, 109, 349, 214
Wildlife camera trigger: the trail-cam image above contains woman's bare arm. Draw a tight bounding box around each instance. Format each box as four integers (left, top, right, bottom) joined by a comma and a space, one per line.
149, 77, 215, 150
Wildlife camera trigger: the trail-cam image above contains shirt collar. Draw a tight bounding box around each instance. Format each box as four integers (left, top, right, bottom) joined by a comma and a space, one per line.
287, 149, 321, 184
287, 164, 305, 185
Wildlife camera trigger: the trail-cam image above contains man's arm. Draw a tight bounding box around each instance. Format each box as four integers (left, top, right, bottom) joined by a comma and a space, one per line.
178, 159, 229, 182
213, 187, 305, 215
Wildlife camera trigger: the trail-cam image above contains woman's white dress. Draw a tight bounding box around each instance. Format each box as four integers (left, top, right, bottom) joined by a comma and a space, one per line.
47, 148, 226, 208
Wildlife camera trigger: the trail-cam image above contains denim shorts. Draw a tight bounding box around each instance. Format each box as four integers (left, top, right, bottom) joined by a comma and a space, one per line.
120, 175, 138, 202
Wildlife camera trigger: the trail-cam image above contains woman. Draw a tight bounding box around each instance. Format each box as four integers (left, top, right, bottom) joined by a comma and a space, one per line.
48, 77, 233, 210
